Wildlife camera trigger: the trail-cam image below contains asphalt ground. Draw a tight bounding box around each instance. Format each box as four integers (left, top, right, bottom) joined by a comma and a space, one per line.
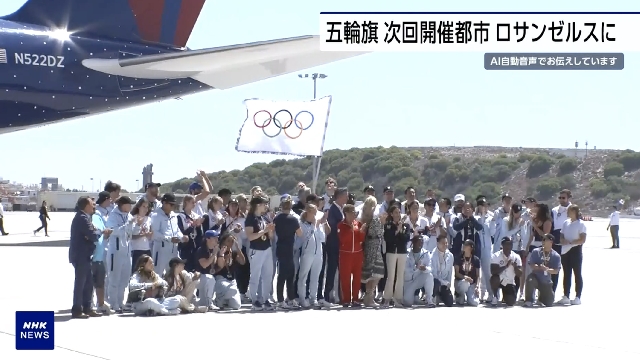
0, 212, 637, 359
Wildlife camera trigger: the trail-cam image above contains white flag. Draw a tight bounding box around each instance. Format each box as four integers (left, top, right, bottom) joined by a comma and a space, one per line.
235, 96, 332, 156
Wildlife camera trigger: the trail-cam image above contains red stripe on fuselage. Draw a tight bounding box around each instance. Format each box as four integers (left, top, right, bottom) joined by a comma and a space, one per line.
128, 0, 165, 43
173, 0, 206, 47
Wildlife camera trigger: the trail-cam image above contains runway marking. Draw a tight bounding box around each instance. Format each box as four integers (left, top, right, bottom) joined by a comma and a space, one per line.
0, 330, 113, 359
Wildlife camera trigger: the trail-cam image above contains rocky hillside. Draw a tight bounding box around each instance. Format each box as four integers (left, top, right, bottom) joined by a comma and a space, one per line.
162, 146, 640, 216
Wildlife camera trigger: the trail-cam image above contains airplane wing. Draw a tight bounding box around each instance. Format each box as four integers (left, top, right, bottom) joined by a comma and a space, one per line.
82, 35, 366, 89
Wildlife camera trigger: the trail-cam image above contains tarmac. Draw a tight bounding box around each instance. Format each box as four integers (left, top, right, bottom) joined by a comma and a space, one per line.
0, 211, 638, 359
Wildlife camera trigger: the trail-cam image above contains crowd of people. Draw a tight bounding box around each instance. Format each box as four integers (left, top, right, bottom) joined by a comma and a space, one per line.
68, 173, 592, 318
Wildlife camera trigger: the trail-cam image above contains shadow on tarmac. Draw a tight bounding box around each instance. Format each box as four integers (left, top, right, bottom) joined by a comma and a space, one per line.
0, 240, 69, 247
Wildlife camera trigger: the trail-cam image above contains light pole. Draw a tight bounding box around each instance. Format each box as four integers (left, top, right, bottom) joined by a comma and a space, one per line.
298, 73, 327, 100
136, 179, 139, 192
298, 73, 328, 194
90, 178, 94, 192
585, 141, 589, 158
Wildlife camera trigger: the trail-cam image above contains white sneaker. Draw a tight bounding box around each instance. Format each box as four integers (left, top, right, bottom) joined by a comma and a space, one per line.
559, 296, 571, 305
309, 299, 319, 308
289, 299, 301, 309
374, 293, 383, 302
98, 303, 113, 315
517, 293, 524, 302
571, 297, 581, 305
299, 298, 310, 308
318, 299, 334, 308
194, 305, 208, 313
491, 297, 498, 306
278, 301, 292, 309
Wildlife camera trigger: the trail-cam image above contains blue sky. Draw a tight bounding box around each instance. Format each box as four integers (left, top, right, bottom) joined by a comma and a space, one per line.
0, 0, 637, 192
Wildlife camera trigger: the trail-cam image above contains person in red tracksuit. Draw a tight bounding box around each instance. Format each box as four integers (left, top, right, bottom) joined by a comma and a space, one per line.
337, 204, 365, 307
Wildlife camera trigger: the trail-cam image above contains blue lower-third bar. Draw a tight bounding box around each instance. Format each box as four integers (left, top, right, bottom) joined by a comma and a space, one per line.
484, 53, 624, 70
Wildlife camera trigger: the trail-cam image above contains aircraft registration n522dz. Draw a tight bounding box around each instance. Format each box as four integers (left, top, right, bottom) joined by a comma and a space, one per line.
0, 0, 365, 135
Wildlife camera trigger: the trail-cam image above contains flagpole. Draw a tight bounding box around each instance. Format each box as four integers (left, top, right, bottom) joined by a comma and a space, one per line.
299, 72, 327, 194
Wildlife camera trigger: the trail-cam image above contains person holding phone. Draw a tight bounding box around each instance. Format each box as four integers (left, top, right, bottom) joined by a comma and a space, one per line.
213, 233, 246, 310
105, 196, 137, 313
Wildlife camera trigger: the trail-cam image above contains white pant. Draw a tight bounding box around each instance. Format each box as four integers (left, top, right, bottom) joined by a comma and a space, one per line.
153, 241, 177, 276
214, 277, 241, 310
132, 296, 181, 315
106, 251, 131, 311
197, 274, 217, 306
249, 248, 274, 303
403, 270, 434, 306
298, 253, 323, 301
480, 247, 492, 295
454, 280, 478, 306
383, 253, 407, 301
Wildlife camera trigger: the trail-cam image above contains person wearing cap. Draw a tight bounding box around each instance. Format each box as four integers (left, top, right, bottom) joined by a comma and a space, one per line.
400, 186, 417, 215
194, 229, 221, 310
375, 186, 395, 216
607, 203, 621, 248
403, 235, 435, 307
451, 202, 483, 260
431, 234, 454, 307
188, 170, 212, 216
323, 187, 348, 306
150, 193, 187, 276
163, 257, 208, 313
177, 195, 206, 272
273, 194, 303, 309
103, 181, 122, 213
490, 236, 522, 307
474, 196, 496, 302
453, 194, 466, 214
95, 191, 112, 222
525, 233, 561, 307
138, 182, 162, 212
453, 240, 481, 306
492, 193, 513, 253
245, 196, 276, 310
355, 185, 376, 218
105, 195, 138, 313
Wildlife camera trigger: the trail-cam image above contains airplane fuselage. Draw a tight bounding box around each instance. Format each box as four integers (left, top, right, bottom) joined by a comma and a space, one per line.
0, 19, 211, 134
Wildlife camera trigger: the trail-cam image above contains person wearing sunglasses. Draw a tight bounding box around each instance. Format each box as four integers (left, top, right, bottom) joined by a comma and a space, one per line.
551, 189, 572, 292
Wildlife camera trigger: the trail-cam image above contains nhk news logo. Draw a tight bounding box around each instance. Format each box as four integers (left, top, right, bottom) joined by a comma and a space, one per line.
15, 311, 54, 350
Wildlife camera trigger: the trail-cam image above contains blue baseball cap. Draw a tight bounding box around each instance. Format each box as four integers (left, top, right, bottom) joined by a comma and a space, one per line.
280, 194, 292, 203
189, 182, 203, 192
205, 230, 220, 238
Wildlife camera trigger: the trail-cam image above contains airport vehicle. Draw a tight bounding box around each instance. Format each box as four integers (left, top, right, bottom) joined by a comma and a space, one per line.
0, 0, 361, 134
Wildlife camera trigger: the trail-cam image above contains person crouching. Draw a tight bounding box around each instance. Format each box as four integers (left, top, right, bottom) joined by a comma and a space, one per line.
194, 230, 220, 310
128, 254, 181, 316
212, 233, 246, 310
164, 257, 207, 313
403, 235, 435, 308
453, 240, 481, 306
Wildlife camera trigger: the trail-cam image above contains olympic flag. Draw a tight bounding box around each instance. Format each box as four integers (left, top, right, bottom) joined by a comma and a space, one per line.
235, 96, 332, 157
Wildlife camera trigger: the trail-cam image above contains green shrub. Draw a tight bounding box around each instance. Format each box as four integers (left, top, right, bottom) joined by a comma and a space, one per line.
536, 178, 562, 198
517, 153, 534, 163
618, 152, 640, 171
589, 179, 609, 198
603, 162, 625, 178
526, 155, 554, 178
557, 158, 578, 175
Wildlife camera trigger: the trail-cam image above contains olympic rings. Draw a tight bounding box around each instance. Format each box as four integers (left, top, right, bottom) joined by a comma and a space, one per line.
252, 109, 315, 139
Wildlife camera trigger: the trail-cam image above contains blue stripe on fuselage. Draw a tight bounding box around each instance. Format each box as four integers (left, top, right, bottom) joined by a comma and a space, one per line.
160, 0, 183, 46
